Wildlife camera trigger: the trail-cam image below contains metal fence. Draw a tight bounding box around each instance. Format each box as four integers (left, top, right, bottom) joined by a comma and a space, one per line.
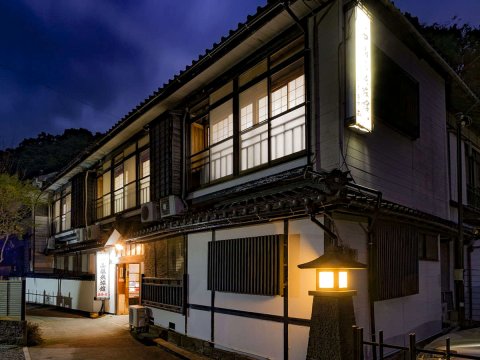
0, 279, 25, 320
353, 326, 480, 360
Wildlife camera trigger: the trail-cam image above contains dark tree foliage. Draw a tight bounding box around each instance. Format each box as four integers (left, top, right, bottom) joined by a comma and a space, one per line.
404, 13, 480, 119
0, 128, 102, 179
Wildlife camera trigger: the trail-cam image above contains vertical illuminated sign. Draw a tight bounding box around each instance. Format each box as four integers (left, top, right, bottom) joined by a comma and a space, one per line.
96, 251, 110, 299
346, 5, 372, 133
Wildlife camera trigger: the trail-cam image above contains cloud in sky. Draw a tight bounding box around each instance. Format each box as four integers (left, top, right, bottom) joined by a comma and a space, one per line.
0, 0, 477, 149
0, 0, 267, 148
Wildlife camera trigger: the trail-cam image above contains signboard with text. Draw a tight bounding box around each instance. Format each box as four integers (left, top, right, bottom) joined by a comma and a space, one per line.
96, 251, 110, 299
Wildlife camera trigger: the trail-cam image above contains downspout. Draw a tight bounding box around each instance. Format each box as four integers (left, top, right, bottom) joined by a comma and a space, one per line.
455, 116, 468, 326
181, 108, 189, 202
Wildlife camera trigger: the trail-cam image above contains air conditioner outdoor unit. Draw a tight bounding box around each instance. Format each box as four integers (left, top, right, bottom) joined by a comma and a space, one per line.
129, 305, 148, 330
141, 201, 160, 223
74, 228, 85, 242
160, 195, 185, 218
86, 224, 101, 240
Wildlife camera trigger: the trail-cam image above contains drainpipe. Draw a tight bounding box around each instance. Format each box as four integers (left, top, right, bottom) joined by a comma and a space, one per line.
455, 113, 470, 326
181, 108, 189, 202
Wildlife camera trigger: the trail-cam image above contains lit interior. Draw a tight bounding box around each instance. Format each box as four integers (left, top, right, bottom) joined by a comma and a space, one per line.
339, 271, 348, 288
352, 5, 372, 132
319, 271, 334, 288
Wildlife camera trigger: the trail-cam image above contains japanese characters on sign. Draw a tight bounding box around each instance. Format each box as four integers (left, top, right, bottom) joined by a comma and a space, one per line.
96, 251, 110, 299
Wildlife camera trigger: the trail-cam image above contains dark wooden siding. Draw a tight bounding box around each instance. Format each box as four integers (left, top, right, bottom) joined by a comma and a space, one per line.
71, 172, 96, 228
150, 111, 183, 201
71, 174, 85, 229
208, 235, 283, 296
372, 221, 419, 301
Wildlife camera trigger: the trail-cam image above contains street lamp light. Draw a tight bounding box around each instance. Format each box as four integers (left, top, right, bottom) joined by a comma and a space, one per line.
298, 247, 366, 359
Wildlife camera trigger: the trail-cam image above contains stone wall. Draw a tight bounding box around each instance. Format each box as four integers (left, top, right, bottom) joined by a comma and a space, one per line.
0, 320, 26, 345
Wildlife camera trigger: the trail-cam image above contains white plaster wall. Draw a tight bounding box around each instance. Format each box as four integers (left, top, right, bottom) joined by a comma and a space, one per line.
288, 217, 324, 319
26, 277, 101, 313
150, 307, 186, 334
214, 314, 283, 360
187, 308, 211, 341
288, 325, 309, 360
214, 223, 285, 315
188, 231, 211, 307
345, 17, 449, 219
375, 260, 442, 346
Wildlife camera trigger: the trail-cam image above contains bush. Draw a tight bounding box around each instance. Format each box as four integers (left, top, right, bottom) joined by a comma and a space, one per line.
26, 322, 43, 346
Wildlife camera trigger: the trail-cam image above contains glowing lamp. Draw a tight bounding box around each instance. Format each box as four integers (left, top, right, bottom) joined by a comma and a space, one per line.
298, 248, 366, 296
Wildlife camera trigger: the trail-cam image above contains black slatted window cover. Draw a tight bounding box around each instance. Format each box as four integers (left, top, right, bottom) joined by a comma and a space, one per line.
208, 235, 282, 296
150, 111, 183, 201
71, 174, 85, 229
373, 222, 419, 301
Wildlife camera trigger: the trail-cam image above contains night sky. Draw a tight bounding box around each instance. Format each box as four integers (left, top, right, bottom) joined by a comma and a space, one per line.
0, 0, 478, 150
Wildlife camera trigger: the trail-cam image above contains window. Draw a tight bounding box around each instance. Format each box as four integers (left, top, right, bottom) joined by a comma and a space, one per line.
188, 37, 305, 188
373, 47, 419, 139
210, 100, 233, 181
144, 236, 185, 279
96, 170, 111, 219
208, 235, 283, 296
113, 156, 136, 213
52, 185, 71, 234
139, 149, 150, 204
95, 136, 150, 220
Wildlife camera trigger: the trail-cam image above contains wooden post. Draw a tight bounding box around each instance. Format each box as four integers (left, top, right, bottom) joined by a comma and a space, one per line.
409, 333, 416, 360
446, 337, 451, 360
379, 331, 384, 360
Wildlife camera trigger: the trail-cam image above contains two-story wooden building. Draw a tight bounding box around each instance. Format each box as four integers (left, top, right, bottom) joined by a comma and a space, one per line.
27, 0, 479, 358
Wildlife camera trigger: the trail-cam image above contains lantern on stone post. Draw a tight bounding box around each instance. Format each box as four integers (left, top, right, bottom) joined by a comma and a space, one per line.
298, 247, 366, 360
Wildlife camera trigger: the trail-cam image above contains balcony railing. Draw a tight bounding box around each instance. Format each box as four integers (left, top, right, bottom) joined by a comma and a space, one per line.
141, 277, 184, 313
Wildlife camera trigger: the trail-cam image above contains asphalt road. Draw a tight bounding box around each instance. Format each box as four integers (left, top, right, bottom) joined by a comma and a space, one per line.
26, 305, 178, 360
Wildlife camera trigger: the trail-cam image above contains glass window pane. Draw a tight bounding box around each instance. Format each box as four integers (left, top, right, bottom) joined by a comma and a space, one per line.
140, 149, 150, 178
103, 171, 111, 195
239, 80, 268, 131
210, 100, 233, 145
270, 106, 305, 160
271, 58, 304, 116
240, 123, 268, 171
114, 165, 123, 190
191, 117, 208, 154
210, 139, 233, 181
124, 156, 136, 184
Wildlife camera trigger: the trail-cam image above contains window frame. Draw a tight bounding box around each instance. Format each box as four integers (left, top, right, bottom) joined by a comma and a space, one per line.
187, 37, 307, 190
95, 135, 150, 220
52, 184, 72, 234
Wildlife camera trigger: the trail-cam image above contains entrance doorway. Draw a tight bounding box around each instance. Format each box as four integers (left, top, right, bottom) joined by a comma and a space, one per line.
116, 263, 141, 314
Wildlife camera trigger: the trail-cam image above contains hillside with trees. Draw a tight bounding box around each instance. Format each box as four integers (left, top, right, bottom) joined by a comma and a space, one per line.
0, 128, 102, 179
404, 13, 480, 120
